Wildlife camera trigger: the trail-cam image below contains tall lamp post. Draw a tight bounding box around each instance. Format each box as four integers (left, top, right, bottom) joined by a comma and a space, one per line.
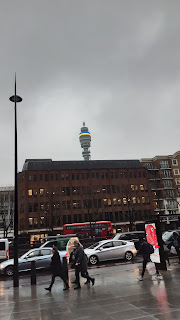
9, 75, 22, 287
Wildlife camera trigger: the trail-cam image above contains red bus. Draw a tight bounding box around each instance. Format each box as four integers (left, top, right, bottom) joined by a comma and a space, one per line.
63, 221, 113, 240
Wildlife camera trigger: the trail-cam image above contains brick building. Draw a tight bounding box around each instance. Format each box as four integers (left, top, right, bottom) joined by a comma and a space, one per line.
141, 151, 180, 230
0, 187, 14, 237
18, 159, 154, 235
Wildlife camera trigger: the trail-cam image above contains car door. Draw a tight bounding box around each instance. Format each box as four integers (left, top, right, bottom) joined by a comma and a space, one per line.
19, 249, 41, 271
37, 248, 52, 269
97, 241, 114, 261
112, 241, 126, 259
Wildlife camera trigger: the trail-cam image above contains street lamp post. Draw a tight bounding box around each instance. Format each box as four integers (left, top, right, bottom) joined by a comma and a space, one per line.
9, 75, 22, 287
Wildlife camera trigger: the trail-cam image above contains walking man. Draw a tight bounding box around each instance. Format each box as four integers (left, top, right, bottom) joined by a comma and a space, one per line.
137, 238, 161, 281
45, 246, 69, 292
172, 232, 180, 264
73, 240, 95, 290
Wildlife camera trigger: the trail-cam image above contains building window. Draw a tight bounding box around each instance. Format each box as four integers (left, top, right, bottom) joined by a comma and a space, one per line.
61, 174, 64, 180
115, 172, 118, 179
51, 174, 54, 181
86, 173, 89, 180
139, 171, 142, 178
61, 187, 65, 195
145, 163, 153, 169
108, 199, 112, 206
101, 172, 104, 179
123, 198, 127, 205
33, 175, 37, 182
68, 215, 71, 223
63, 215, 66, 224
96, 172, 99, 179
129, 172, 132, 178
65, 173, 69, 180
112, 185, 116, 193
40, 174, 43, 181
172, 159, 178, 166
140, 185, 144, 191
132, 197, 136, 204
176, 178, 180, 185
66, 187, 70, 196
33, 203, 38, 212
106, 185, 110, 194
40, 216, 45, 226
55, 174, 59, 181
34, 217, 38, 227
134, 172, 137, 178
81, 173, 85, 180
28, 175, 32, 181
28, 218, 33, 228
113, 198, 118, 206
142, 197, 146, 204
131, 185, 135, 191
163, 170, 171, 178
76, 173, 79, 180
91, 172, 95, 179
67, 201, 71, 210
40, 203, 44, 210
160, 161, 169, 169
111, 172, 114, 179
62, 201, 66, 210
40, 188, 44, 196
164, 180, 173, 188
28, 203, 32, 213
174, 169, 179, 175
28, 189, 33, 197
45, 174, 48, 181
105, 172, 108, 179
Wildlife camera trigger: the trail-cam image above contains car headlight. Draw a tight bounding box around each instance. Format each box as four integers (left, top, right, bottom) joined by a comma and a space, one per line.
0, 264, 5, 269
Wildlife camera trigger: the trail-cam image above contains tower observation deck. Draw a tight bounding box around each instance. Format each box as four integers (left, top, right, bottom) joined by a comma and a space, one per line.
79, 122, 91, 160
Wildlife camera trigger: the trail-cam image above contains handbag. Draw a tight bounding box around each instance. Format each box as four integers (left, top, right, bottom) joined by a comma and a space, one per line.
146, 262, 156, 275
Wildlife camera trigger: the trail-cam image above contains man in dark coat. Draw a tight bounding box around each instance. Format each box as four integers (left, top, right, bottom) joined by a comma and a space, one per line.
45, 246, 69, 292
137, 238, 161, 281
172, 232, 180, 263
73, 240, 95, 290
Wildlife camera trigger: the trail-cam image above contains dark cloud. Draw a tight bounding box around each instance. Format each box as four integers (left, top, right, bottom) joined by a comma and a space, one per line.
0, 1, 180, 185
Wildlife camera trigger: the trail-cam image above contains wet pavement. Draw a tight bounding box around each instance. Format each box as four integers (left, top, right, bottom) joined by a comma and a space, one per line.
0, 259, 180, 320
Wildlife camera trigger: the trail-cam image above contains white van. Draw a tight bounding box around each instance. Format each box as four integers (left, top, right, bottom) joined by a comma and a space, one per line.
0, 239, 9, 262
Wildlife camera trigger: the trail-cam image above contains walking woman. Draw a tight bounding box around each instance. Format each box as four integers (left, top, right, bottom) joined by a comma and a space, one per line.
45, 246, 69, 292
73, 240, 95, 290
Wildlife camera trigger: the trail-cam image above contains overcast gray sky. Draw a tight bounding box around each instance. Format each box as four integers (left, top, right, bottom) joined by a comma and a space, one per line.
1, 1, 180, 186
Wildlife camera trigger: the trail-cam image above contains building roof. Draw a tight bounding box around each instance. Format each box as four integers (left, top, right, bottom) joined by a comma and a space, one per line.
22, 159, 143, 171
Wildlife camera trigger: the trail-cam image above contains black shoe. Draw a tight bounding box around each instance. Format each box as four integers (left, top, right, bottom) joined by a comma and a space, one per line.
84, 280, 90, 284
71, 280, 78, 284
74, 285, 81, 290
91, 278, 95, 286
63, 286, 69, 291
45, 287, 51, 292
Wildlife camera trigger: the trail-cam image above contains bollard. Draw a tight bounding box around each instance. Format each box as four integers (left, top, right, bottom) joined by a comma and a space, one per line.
63, 256, 68, 281
31, 260, 36, 285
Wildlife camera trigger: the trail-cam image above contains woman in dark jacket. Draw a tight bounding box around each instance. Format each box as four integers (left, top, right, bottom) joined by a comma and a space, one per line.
172, 232, 180, 263
73, 240, 95, 290
45, 246, 69, 292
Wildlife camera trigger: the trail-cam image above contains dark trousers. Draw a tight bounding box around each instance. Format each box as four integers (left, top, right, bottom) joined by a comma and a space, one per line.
50, 271, 68, 288
141, 258, 159, 277
75, 267, 92, 285
175, 247, 180, 262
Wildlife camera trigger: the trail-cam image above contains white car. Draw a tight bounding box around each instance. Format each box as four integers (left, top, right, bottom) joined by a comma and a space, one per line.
84, 239, 137, 265
0, 247, 67, 276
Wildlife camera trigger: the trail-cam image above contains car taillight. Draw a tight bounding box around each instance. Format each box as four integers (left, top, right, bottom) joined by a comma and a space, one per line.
6, 249, 9, 260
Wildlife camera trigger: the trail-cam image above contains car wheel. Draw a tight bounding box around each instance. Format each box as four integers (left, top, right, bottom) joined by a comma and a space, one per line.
5, 266, 14, 276
89, 255, 98, 265
125, 251, 133, 261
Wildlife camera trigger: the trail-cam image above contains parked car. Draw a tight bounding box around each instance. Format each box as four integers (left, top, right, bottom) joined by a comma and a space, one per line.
84, 239, 137, 265
162, 229, 180, 248
0, 239, 9, 262
113, 231, 145, 250
0, 247, 67, 276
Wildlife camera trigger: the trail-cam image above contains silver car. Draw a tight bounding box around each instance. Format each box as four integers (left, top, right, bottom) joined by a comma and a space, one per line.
0, 247, 66, 276
84, 239, 137, 265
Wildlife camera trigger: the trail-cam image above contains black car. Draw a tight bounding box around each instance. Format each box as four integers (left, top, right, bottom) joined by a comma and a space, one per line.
113, 231, 145, 250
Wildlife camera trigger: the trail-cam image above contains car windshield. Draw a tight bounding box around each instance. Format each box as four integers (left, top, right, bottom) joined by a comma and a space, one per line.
162, 231, 173, 241
88, 241, 103, 249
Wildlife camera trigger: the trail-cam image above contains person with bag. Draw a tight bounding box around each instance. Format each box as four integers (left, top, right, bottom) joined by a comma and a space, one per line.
73, 240, 95, 290
172, 232, 180, 264
45, 246, 69, 292
137, 238, 161, 281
